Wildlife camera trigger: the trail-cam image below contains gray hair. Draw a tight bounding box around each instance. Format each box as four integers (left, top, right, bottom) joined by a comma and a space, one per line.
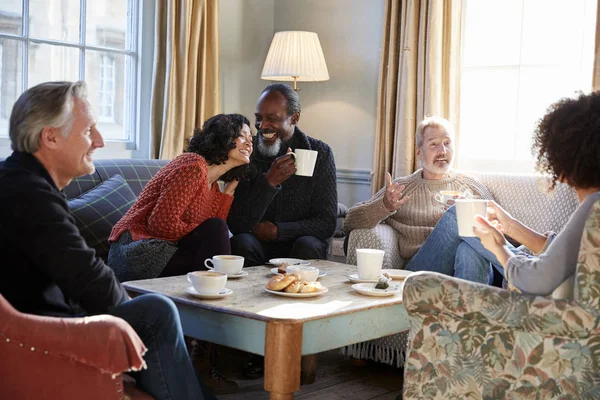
261, 83, 301, 115
415, 116, 454, 148
9, 81, 88, 153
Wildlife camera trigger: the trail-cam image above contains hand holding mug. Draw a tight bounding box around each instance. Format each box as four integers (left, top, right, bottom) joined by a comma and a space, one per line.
383, 172, 409, 212
473, 214, 508, 257
265, 148, 296, 186
485, 201, 514, 236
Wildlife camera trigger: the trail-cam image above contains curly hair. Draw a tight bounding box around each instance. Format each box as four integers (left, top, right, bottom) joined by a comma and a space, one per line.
532, 91, 600, 190
186, 113, 251, 181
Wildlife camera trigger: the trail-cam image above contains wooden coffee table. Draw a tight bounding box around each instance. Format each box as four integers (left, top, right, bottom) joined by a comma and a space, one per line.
123, 260, 409, 399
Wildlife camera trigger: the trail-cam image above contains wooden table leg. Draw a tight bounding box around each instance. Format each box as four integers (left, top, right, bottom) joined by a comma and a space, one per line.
264, 322, 303, 399
300, 354, 317, 385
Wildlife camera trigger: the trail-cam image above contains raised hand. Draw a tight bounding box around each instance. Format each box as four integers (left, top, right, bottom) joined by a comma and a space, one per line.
265, 148, 296, 187
382, 172, 409, 212
223, 179, 239, 196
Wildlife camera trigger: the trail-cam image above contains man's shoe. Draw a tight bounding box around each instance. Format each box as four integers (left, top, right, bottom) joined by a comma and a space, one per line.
203, 367, 239, 395
242, 356, 264, 379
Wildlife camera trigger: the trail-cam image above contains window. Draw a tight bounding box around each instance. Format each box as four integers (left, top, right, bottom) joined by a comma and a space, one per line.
0, 0, 139, 141
458, 0, 597, 174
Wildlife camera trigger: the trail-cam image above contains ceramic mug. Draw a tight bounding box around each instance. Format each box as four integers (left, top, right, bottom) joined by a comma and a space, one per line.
289, 149, 318, 177
187, 271, 227, 295
295, 266, 319, 282
455, 199, 488, 237
434, 190, 465, 206
204, 255, 244, 275
356, 248, 384, 280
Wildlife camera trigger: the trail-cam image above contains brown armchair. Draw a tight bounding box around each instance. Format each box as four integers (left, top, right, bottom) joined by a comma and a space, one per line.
0, 294, 152, 400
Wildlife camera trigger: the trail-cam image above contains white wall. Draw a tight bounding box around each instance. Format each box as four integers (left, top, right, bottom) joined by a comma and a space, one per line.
220, 0, 385, 206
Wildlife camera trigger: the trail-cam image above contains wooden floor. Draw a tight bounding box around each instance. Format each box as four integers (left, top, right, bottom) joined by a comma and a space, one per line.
216, 349, 403, 400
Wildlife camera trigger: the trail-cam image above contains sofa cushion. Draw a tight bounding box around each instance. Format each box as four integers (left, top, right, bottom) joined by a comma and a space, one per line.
68, 175, 136, 260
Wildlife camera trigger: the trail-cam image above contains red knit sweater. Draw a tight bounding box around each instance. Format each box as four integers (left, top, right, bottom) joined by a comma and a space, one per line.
109, 153, 233, 242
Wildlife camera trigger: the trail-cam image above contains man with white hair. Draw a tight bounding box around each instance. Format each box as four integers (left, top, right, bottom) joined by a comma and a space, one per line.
344, 116, 497, 283
0, 81, 212, 399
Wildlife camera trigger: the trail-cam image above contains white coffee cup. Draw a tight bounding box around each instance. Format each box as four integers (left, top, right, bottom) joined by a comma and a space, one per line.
295, 266, 319, 282
455, 199, 488, 237
204, 255, 244, 275
187, 271, 227, 295
290, 149, 318, 177
356, 248, 384, 280
434, 190, 465, 206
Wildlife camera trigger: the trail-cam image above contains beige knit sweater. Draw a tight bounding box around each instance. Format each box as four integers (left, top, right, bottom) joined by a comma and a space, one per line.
343, 169, 494, 260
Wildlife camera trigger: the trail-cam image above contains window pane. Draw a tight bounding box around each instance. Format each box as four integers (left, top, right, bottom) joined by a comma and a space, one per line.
29, 0, 80, 43
86, 0, 129, 50
0, 1, 22, 35
459, 68, 519, 161
85, 50, 128, 140
0, 38, 23, 135
28, 43, 79, 88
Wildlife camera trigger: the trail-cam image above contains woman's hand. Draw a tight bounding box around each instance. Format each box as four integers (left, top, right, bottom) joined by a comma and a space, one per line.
223, 179, 239, 196
473, 214, 512, 267
383, 172, 409, 212
486, 201, 515, 236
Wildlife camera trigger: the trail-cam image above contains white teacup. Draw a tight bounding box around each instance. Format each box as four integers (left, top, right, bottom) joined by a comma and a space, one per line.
204, 255, 244, 275
290, 149, 318, 177
356, 248, 384, 280
187, 271, 227, 295
295, 266, 319, 282
434, 190, 465, 206
455, 199, 488, 237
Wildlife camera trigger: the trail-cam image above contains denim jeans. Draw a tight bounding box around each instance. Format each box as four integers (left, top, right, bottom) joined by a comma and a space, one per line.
109, 294, 213, 400
231, 233, 328, 267
405, 206, 518, 284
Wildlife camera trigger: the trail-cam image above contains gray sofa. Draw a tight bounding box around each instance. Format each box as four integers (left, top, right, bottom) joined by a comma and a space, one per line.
343, 172, 580, 367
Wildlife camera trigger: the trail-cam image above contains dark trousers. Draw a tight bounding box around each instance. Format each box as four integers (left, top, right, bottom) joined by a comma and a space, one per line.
161, 218, 231, 276
230, 233, 328, 267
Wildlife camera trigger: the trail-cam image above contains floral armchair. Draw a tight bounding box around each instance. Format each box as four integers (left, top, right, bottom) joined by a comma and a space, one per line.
402, 199, 600, 399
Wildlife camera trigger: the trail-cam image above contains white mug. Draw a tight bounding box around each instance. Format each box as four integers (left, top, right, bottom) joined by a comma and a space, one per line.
356, 248, 384, 280
296, 266, 319, 282
455, 199, 488, 237
290, 149, 318, 177
434, 190, 465, 206
204, 255, 244, 275
187, 271, 227, 295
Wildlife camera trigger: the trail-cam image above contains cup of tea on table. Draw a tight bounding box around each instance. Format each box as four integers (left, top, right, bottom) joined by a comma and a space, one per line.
187, 271, 227, 295
204, 255, 244, 275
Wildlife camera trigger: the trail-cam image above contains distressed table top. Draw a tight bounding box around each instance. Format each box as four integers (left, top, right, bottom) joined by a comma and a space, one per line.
123, 260, 405, 323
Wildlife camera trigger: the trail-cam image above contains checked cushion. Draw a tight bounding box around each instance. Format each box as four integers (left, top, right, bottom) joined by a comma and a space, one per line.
68, 174, 137, 261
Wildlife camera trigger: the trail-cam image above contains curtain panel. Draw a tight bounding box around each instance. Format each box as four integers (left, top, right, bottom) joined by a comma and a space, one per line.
371, 0, 462, 194
151, 0, 220, 160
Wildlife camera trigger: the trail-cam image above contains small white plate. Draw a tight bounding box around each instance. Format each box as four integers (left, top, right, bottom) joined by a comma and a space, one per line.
185, 287, 233, 299
268, 258, 311, 266
226, 270, 248, 279
347, 274, 379, 283
351, 283, 402, 297
269, 267, 327, 279
381, 269, 413, 280
264, 286, 329, 298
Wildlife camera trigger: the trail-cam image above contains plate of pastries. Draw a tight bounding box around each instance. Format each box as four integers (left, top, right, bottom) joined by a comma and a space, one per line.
265, 273, 328, 298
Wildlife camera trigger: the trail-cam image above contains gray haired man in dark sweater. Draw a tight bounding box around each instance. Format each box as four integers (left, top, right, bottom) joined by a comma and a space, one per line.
228, 84, 338, 267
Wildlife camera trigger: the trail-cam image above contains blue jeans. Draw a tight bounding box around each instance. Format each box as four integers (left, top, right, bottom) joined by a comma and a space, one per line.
109, 294, 213, 400
405, 206, 519, 284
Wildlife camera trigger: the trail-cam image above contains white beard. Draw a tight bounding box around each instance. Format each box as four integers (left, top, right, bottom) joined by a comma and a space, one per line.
422, 159, 452, 175
256, 136, 282, 157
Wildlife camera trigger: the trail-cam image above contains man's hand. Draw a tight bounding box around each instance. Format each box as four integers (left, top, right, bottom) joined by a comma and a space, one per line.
223, 179, 239, 196
252, 221, 278, 241
265, 148, 296, 187
382, 172, 409, 212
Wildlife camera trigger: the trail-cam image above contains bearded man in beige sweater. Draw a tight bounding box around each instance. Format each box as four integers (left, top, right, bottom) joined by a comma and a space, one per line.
344, 116, 501, 284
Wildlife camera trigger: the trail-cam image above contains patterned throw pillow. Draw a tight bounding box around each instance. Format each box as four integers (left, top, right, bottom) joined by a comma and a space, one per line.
68, 174, 137, 261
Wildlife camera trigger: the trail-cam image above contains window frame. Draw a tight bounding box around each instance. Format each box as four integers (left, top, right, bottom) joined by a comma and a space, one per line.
0, 0, 154, 157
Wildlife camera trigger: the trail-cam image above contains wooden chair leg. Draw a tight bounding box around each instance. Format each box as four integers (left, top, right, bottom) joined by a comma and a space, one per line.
300, 354, 318, 385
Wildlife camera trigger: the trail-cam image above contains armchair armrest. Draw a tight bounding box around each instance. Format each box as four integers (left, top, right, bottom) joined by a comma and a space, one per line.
347, 224, 404, 269
0, 296, 147, 375
403, 272, 599, 338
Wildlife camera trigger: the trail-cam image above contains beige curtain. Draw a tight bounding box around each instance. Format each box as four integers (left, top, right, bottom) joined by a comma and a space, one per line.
151, 0, 220, 160
371, 0, 462, 194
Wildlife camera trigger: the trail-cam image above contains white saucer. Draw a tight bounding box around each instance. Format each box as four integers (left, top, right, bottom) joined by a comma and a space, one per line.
226, 271, 248, 279
270, 267, 327, 279
264, 287, 329, 298
268, 258, 311, 266
351, 283, 402, 297
381, 269, 413, 280
347, 274, 379, 283
185, 287, 233, 299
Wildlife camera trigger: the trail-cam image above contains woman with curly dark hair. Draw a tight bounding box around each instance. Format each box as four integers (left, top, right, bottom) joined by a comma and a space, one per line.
474, 91, 600, 296
108, 113, 252, 281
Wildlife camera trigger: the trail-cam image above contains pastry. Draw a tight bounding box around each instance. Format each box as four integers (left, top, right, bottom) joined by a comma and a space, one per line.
283, 280, 302, 293
266, 273, 300, 291
277, 262, 289, 274
299, 281, 323, 293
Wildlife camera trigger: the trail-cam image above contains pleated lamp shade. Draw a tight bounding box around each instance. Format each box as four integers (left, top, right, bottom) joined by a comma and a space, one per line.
261, 31, 329, 88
